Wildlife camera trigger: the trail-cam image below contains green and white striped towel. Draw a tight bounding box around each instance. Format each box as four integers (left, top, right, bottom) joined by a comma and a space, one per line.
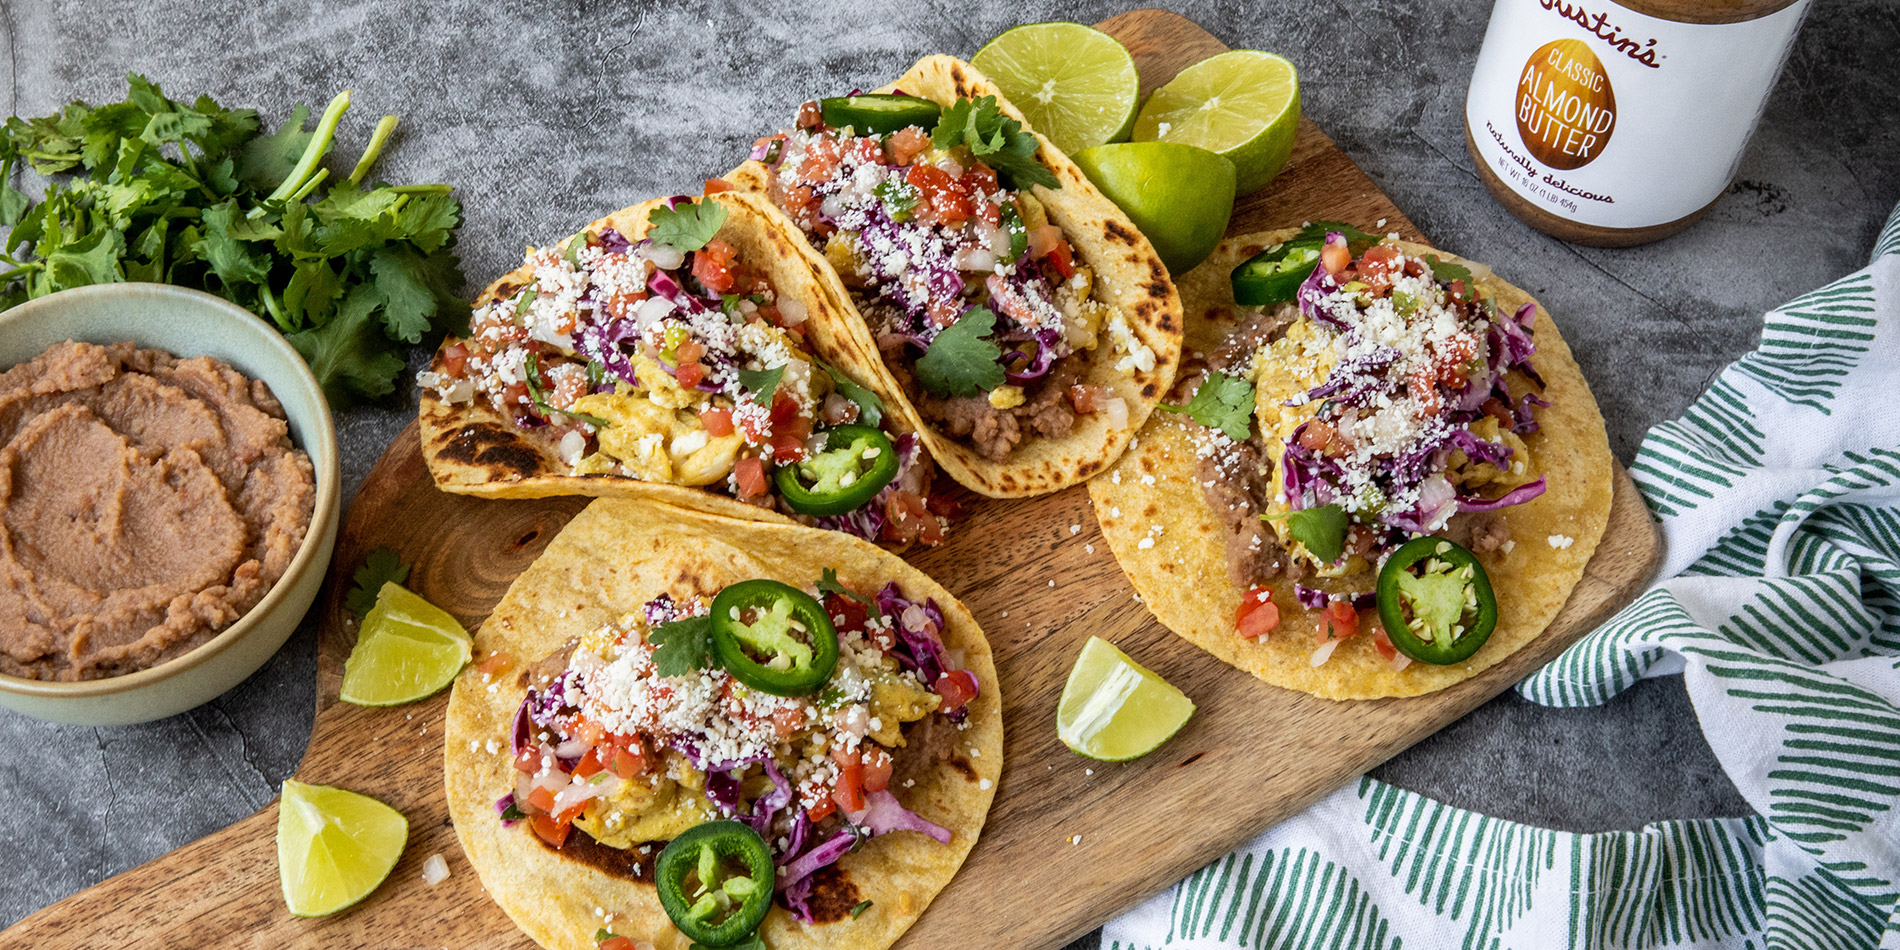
1103, 201, 1900, 950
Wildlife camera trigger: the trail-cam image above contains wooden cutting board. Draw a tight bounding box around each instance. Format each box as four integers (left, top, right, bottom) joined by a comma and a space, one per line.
1, 9, 1661, 949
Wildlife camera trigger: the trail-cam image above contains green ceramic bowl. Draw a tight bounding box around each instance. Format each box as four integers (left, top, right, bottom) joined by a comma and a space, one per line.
0, 284, 341, 725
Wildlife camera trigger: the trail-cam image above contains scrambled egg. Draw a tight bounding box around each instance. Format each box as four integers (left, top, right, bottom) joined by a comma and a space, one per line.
1252, 320, 1337, 569
866, 673, 942, 748
632, 355, 702, 410
569, 390, 743, 486
576, 759, 718, 849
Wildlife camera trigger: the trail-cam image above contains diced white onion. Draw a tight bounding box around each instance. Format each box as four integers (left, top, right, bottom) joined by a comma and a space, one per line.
821, 194, 846, 220
1102, 397, 1130, 432
553, 738, 590, 760
647, 245, 685, 270
421, 853, 449, 885
953, 246, 998, 273
634, 296, 675, 328
551, 777, 607, 816
777, 298, 808, 326
901, 604, 931, 632
1389, 653, 1414, 672
559, 429, 588, 467
1309, 639, 1341, 667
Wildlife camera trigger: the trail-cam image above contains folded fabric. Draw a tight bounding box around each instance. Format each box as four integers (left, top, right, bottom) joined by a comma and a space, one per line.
1103, 201, 1900, 950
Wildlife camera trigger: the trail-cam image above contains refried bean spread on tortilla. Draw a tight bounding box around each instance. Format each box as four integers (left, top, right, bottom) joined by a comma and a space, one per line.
0, 340, 315, 681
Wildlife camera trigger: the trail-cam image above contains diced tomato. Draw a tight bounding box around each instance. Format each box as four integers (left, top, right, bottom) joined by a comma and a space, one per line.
767, 393, 813, 462
529, 813, 570, 848
1297, 421, 1337, 452
1447, 279, 1469, 302
526, 785, 558, 815
704, 177, 735, 195
502, 380, 531, 409
933, 669, 979, 713
905, 163, 973, 228
514, 747, 541, 774
925, 489, 962, 520
1318, 601, 1361, 642
1369, 623, 1398, 662
1068, 384, 1113, 414
603, 289, 648, 323
1321, 240, 1352, 275
1236, 586, 1280, 640
473, 650, 512, 675
440, 341, 469, 378
831, 754, 867, 814
825, 593, 870, 633
692, 240, 738, 295
885, 126, 931, 165
770, 707, 804, 739
882, 490, 943, 546
1027, 224, 1063, 259
609, 743, 646, 780
599, 937, 636, 950
734, 456, 768, 500
573, 749, 605, 780
699, 407, 735, 436
1045, 241, 1076, 280
553, 793, 591, 825
797, 136, 842, 182
861, 746, 894, 794
960, 163, 999, 194
575, 719, 607, 746
676, 360, 705, 389
807, 797, 838, 823
847, 136, 884, 166
1408, 366, 1443, 417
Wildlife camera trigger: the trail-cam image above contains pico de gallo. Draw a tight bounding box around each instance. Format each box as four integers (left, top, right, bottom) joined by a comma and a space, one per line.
1179, 224, 1546, 667
495, 572, 980, 938
752, 93, 1154, 462
418, 195, 946, 548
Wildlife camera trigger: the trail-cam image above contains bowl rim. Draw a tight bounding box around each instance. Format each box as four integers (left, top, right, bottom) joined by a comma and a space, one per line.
0, 282, 343, 699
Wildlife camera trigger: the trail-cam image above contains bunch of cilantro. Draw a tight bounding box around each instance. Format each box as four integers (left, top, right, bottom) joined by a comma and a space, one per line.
0, 74, 467, 405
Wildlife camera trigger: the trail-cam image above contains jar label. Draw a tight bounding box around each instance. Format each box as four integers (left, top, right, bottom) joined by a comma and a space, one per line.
1466, 0, 1810, 230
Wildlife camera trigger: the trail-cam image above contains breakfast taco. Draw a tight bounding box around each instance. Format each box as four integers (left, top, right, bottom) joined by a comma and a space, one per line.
725, 55, 1183, 498
1090, 224, 1613, 699
417, 191, 948, 549
444, 496, 1001, 950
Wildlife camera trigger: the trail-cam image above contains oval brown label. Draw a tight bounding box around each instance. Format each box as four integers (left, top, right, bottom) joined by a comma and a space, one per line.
1515, 38, 1616, 170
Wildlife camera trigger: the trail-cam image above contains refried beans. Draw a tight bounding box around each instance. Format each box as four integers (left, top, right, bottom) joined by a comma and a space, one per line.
0, 340, 315, 681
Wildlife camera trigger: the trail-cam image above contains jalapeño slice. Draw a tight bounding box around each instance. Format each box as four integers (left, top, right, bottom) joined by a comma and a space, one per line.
1231, 239, 1321, 307
774, 424, 900, 517
710, 580, 839, 696
819, 94, 943, 135
655, 820, 775, 947
1375, 536, 1499, 665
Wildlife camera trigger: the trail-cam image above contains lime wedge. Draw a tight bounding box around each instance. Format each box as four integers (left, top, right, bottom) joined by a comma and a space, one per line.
972, 22, 1140, 155
1071, 142, 1234, 275
277, 779, 408, 917
1057, 636, 1195, 762
339, 582, 472, 706
1133, 50, 1301, 196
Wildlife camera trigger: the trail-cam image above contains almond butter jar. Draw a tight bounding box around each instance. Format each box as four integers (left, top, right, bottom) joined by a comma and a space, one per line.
1464, 0, 1812, 247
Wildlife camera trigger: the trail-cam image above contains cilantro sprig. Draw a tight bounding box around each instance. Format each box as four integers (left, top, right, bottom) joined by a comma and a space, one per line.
1158, 371, 1255, 442
816, 357, 885, 427
734, 365, 785, 406
0, 74, 469, 406
648, 199, 728, 252
930, 96, 1058, 191
345, 547, 411, 617
1290, 221, 1381, 256
1265, 504, 1350, 564
523, 352, 611, 428
817, 567, 884, 620
647, 613, 714, 677
915, 306, 1005, 397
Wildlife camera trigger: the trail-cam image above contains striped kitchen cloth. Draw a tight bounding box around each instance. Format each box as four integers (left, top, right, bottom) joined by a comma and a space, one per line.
1102, 200, 1900, 950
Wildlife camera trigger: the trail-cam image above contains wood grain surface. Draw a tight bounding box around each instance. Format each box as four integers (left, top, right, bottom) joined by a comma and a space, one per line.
0, 9, 1662, 949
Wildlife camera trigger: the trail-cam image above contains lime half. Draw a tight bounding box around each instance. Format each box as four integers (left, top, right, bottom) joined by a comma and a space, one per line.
973, 22, 1140, 155
1133, 50, 1301, 196
339, 582, 472, 706
1072, 142, 1235, 275
277, 779, 408, 917
1057, 636, 1196, 762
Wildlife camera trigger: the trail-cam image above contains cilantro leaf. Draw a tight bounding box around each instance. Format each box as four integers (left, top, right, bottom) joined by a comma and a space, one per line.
816, 358, 884, 427
734, 365, 784, 406
915, 306, 1004, 397
289, 283, 407, 404
1272, 504, 1350, 564
346, 546, 411, 617
648, 199, 728, 251
648, 614, 714, 677
817, 567, 883, 620
1158, 371, 1255, 442
929, 95, 1057, 190
1291, 221, 1382, 256
1425, 257, 1476, 286
236, 102, 312, 192
851, 900, 874, 919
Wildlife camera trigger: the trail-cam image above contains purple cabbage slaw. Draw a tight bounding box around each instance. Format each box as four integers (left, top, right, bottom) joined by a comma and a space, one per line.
1281, 232, 1550, 535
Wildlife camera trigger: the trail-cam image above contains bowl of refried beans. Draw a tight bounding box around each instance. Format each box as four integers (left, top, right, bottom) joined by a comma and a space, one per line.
0, 283, 340, 725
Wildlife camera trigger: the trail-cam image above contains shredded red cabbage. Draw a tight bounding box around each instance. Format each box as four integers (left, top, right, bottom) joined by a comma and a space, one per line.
1459, 476, 1547, 513
845, 790, 953, 843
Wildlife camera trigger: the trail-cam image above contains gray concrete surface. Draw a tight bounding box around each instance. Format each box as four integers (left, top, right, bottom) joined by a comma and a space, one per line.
2, 0, 1895, 943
